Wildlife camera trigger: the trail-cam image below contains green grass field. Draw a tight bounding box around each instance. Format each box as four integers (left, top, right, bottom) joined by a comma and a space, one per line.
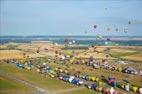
0, 74, 33, 94
0, 76, 28, 90
0, 63, 76, 90
0, 44, 142, 94
0, 63, 102, 94
0, 63, 99, 94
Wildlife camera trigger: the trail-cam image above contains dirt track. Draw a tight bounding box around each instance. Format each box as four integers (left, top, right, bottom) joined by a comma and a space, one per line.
0, 70, 84, 94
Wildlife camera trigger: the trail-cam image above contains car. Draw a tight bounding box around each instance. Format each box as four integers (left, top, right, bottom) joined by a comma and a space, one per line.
16, 63, 24, 68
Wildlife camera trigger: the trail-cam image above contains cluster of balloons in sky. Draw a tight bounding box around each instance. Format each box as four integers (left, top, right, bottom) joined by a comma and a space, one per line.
89, 20, 132, 40
83, 20, 132, 40
82, 8, 137, 40
64, 19, 132, 45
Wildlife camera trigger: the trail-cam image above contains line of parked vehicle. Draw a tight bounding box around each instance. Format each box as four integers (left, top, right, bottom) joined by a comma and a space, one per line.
69, 56, 142, 76
4, 59, 142, 94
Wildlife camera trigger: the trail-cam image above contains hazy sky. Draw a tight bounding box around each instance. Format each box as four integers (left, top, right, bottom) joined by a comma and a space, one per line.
0, 0, 142, 36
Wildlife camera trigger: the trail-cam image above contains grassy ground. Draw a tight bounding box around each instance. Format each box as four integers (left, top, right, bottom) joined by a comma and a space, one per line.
47, 61, 142, 87
122, 53, 142, 62
0, 74, 34, 94
63, 88, 97, 94
0, 76, 29, 90
0, 60, 140, 94
0, 50, 25, 60
0, 43, 142, 94
0, 63, 75, 91
109, 48, 142, 62
0, 62, 101, 94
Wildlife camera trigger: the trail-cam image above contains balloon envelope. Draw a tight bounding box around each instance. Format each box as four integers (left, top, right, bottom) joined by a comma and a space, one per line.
94, 25, 97, 29
107, 27, 111, 32
128, 21, 131, 24
115, 28, 119, 32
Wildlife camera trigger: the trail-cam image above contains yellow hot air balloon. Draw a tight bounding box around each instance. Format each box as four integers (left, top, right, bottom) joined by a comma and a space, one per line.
91, 77, 96, 82
98, 81, 103, 87
70, 57, 76, 64
132, 86, 138, 92
117, 67, 122, 72
98, 87, 103, 92
96, 77, 99, 82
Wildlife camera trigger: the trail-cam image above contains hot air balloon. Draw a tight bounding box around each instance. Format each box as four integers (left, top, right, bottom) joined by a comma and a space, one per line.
84, 31, 87, 34
64, 39, 69, 48
107, 27, 111, 32
93, 24, 97, 32
93, 25, 97, 29
128, 21, 131, 24
105, 7, 108, 10
72, 40, 75, 44
64, 39, 69, 44
36, 47, 40, 53
115, 28, 119, 32
107, 38, 110, 41
124, 28, 128, 33
23, 53, 26, 58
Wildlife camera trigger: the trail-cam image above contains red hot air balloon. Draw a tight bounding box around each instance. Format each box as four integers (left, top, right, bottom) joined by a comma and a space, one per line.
93, 25, 97, 32
94, 25, 97, 29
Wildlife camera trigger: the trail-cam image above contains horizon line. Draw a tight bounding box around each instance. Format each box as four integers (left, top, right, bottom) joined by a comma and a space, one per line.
0, 35, 142, 37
